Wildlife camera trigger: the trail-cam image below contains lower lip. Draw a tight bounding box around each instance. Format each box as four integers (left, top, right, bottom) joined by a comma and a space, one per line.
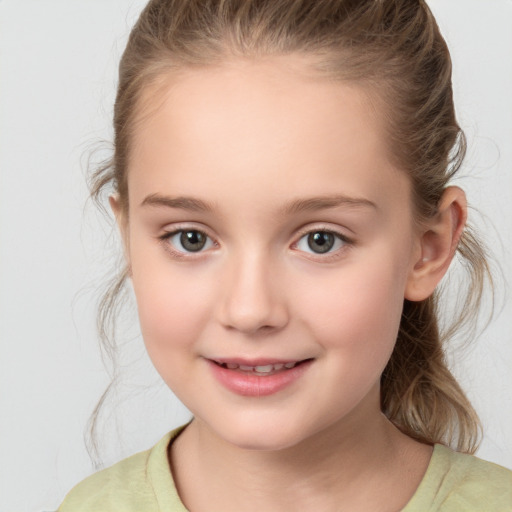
207, 360, 313, 397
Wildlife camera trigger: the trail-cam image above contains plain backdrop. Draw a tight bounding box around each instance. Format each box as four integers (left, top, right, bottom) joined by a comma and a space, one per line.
1, 1, 511, 510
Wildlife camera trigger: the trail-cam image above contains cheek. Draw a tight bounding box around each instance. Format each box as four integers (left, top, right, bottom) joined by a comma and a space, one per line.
297, 252, 408, 358
135, 282, 193, 350
132, 271, 217, 394
129, 247, 213, 366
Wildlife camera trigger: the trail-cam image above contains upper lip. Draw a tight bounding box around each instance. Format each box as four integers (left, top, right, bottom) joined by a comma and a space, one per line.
208, 357, 311, 366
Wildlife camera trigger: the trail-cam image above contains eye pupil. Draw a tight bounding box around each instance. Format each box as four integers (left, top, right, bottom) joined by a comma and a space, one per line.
180, 230, 207, 252
307, 232, 335, 253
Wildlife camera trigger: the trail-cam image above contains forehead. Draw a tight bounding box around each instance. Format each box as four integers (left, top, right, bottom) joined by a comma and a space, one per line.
128, 56, 409, 215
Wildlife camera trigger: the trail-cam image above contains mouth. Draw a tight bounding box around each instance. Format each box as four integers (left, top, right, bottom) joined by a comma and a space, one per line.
207, 358, 314, 396
210, 359, 312, 376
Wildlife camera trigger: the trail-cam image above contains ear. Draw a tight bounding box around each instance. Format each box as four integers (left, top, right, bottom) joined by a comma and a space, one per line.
109, 194, 131, 272
405, 186, 467, 301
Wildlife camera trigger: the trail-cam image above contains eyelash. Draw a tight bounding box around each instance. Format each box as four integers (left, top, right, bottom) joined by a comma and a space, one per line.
158, 227, 216, 259
158, 226, 353, 260
292, 226, 353, 261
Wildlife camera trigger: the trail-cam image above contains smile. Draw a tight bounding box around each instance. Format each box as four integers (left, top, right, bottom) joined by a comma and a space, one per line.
208, 358, 314, 396
213, 360, 301, 376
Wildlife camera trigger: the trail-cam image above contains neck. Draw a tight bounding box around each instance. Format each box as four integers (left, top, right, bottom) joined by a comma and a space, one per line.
170, 392, 431, 512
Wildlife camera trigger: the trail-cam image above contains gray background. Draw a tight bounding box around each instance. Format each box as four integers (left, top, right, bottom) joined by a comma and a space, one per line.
1, 1, 511, 510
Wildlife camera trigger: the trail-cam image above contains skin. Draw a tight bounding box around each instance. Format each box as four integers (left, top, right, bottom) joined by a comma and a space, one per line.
112, 56, 467, 512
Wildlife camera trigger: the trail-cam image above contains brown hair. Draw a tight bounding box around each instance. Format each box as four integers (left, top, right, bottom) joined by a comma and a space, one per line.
90, 0, 491, 455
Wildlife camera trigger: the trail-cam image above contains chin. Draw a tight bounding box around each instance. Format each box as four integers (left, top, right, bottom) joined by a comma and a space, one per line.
227, 435, 301, 452
210, 418, 314, 452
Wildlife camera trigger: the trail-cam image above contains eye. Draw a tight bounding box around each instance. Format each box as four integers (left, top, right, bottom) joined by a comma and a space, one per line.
295, 230, 348, 255
163, 229, 214, 253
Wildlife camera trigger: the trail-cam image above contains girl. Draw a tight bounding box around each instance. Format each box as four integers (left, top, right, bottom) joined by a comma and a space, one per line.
59, 0, 512, 510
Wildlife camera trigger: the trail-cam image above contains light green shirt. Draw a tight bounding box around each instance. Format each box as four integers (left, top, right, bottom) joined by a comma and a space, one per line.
59, 426, 512, 511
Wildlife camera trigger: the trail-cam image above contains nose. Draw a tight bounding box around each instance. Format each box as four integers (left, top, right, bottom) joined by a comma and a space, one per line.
217, 252, 289, 335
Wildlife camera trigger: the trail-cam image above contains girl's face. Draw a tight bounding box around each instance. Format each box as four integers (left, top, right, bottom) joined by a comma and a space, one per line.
123, 57, 422, 450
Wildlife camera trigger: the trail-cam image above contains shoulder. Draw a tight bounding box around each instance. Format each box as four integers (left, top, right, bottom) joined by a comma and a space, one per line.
434, 445, 512, 503
58, 428, 187, 512
405, 444, 512, 511
58, 448, 156, 512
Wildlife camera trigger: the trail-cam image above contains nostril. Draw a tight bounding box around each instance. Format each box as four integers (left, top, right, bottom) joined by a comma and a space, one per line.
217, 266, 290, 333
224, 322, 284, 336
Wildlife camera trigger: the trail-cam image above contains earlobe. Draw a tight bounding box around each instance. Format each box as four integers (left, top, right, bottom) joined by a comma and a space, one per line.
109, 194, 131, 272
109, 194, 127, 234
405, 186, 467, 302
109, 194, 121, 219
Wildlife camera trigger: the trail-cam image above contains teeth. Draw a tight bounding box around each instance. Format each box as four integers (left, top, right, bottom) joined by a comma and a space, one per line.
254, 365, 273, 373
219, 361, 300, 372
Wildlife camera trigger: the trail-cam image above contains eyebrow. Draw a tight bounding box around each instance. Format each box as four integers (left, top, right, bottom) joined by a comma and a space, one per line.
281, 195, 377, 215
140, 194, 215, 212
140, 193, 377, 214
